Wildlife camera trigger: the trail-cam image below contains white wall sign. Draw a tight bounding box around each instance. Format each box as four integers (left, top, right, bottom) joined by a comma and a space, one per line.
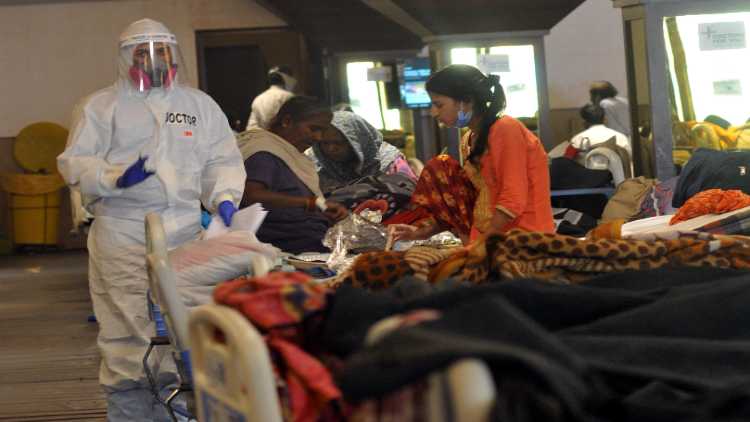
366, 66, 392, 82
699, 22, 746, 51
478, 54, 510, 74
713, 80, 743, 96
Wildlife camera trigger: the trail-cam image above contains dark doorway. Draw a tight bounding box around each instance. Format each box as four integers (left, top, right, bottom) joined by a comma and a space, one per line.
196, 28, 310, 131
204, 45, 266, 132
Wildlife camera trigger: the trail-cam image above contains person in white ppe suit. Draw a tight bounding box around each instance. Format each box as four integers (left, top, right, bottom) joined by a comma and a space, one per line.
57, 18, 245, 421
245, 65, 296, 130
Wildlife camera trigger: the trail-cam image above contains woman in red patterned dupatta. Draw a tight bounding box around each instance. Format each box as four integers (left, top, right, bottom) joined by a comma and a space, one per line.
389, 65, 554, 244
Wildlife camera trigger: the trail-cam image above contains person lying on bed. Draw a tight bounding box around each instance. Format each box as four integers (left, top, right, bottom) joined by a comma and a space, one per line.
237, 96, 348, 253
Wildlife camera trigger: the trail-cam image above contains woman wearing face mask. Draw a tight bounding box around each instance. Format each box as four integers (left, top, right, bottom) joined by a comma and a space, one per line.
238, 96, 348, 253
390, 64, 554, 243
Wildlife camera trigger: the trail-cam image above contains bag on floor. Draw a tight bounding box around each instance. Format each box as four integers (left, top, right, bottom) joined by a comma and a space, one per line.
600, 176, 656, 223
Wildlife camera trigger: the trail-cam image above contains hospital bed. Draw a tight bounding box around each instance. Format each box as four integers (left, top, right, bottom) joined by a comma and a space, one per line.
144, 212, 497, 421
144, 212, 194, 421
549, 140, 629, 205
144, 212, 277, 421
584, 145, 632, 186
189, 303, 497, 422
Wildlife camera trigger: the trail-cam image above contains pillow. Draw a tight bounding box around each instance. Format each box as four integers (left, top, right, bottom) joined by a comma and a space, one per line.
169, 231, 279, 307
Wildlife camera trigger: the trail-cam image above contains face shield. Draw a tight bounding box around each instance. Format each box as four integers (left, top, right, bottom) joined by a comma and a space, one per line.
117, 19, 187, 93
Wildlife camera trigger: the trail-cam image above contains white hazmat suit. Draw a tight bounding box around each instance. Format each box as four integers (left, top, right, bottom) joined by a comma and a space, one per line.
57, 18, 245, 421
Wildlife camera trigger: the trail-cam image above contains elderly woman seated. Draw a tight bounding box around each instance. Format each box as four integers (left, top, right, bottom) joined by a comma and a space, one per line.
237, 96, 348, 254
306, 111, 417, 194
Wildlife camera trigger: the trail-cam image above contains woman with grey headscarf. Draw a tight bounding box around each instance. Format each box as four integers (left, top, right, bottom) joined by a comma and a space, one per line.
307, 111, 416, 193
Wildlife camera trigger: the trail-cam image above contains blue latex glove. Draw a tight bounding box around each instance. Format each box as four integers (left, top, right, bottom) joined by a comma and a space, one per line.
116, 156, 154, 188
218, 200, 236, 227
200, 210, 212, 229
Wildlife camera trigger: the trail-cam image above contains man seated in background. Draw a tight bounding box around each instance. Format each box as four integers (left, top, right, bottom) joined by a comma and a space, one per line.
590, 80, 631, 138
570, 103, 631, 158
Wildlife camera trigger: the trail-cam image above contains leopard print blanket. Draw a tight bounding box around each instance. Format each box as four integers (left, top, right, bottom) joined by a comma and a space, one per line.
333, 229, 750, 290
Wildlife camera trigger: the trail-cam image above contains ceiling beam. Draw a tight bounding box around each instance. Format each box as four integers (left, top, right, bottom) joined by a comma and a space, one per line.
0, 0, 125, 4
359, 0, 433, 39
252, 0, 293, 27
424, 29, 550, 44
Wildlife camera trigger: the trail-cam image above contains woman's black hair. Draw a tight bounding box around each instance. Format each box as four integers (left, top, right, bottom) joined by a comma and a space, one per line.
425, 64, 506, 164
270, 96, 331, 129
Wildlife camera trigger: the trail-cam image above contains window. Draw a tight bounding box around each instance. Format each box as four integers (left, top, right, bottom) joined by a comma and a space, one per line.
488, 45, 538, 119
450, 48, 478, 67
345, 61, 401, 130
449, 45, 539, 119
664, 12, 750, 126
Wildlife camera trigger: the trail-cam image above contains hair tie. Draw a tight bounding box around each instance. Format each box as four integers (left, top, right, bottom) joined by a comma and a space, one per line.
483, 74, 500, 103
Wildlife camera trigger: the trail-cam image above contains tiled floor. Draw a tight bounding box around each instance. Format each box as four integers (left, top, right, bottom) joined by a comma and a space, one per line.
0, 251, 106, 421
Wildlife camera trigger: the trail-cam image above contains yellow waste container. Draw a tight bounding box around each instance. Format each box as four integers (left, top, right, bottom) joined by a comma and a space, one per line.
0, 173, 65, 246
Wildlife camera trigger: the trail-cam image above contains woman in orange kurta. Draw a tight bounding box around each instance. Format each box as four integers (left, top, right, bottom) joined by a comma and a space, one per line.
390, 65, 554, 243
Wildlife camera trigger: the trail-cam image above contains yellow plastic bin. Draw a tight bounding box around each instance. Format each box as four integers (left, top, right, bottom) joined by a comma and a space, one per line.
0, 173, 65, 246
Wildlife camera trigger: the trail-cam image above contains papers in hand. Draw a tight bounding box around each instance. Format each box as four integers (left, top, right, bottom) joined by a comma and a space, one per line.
204, 203, 268, 239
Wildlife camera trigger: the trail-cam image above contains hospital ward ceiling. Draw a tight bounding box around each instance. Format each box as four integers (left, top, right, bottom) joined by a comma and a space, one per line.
262, 0, 588, 51
0, 0, 588, 52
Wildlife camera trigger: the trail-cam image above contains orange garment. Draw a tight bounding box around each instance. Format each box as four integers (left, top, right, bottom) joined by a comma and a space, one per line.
464, 116, 554, 237
393, 116, 554, 241
670, 189, 750, 225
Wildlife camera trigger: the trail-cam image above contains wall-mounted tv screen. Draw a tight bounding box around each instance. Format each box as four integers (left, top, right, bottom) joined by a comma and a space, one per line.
400, 58, 431, 109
